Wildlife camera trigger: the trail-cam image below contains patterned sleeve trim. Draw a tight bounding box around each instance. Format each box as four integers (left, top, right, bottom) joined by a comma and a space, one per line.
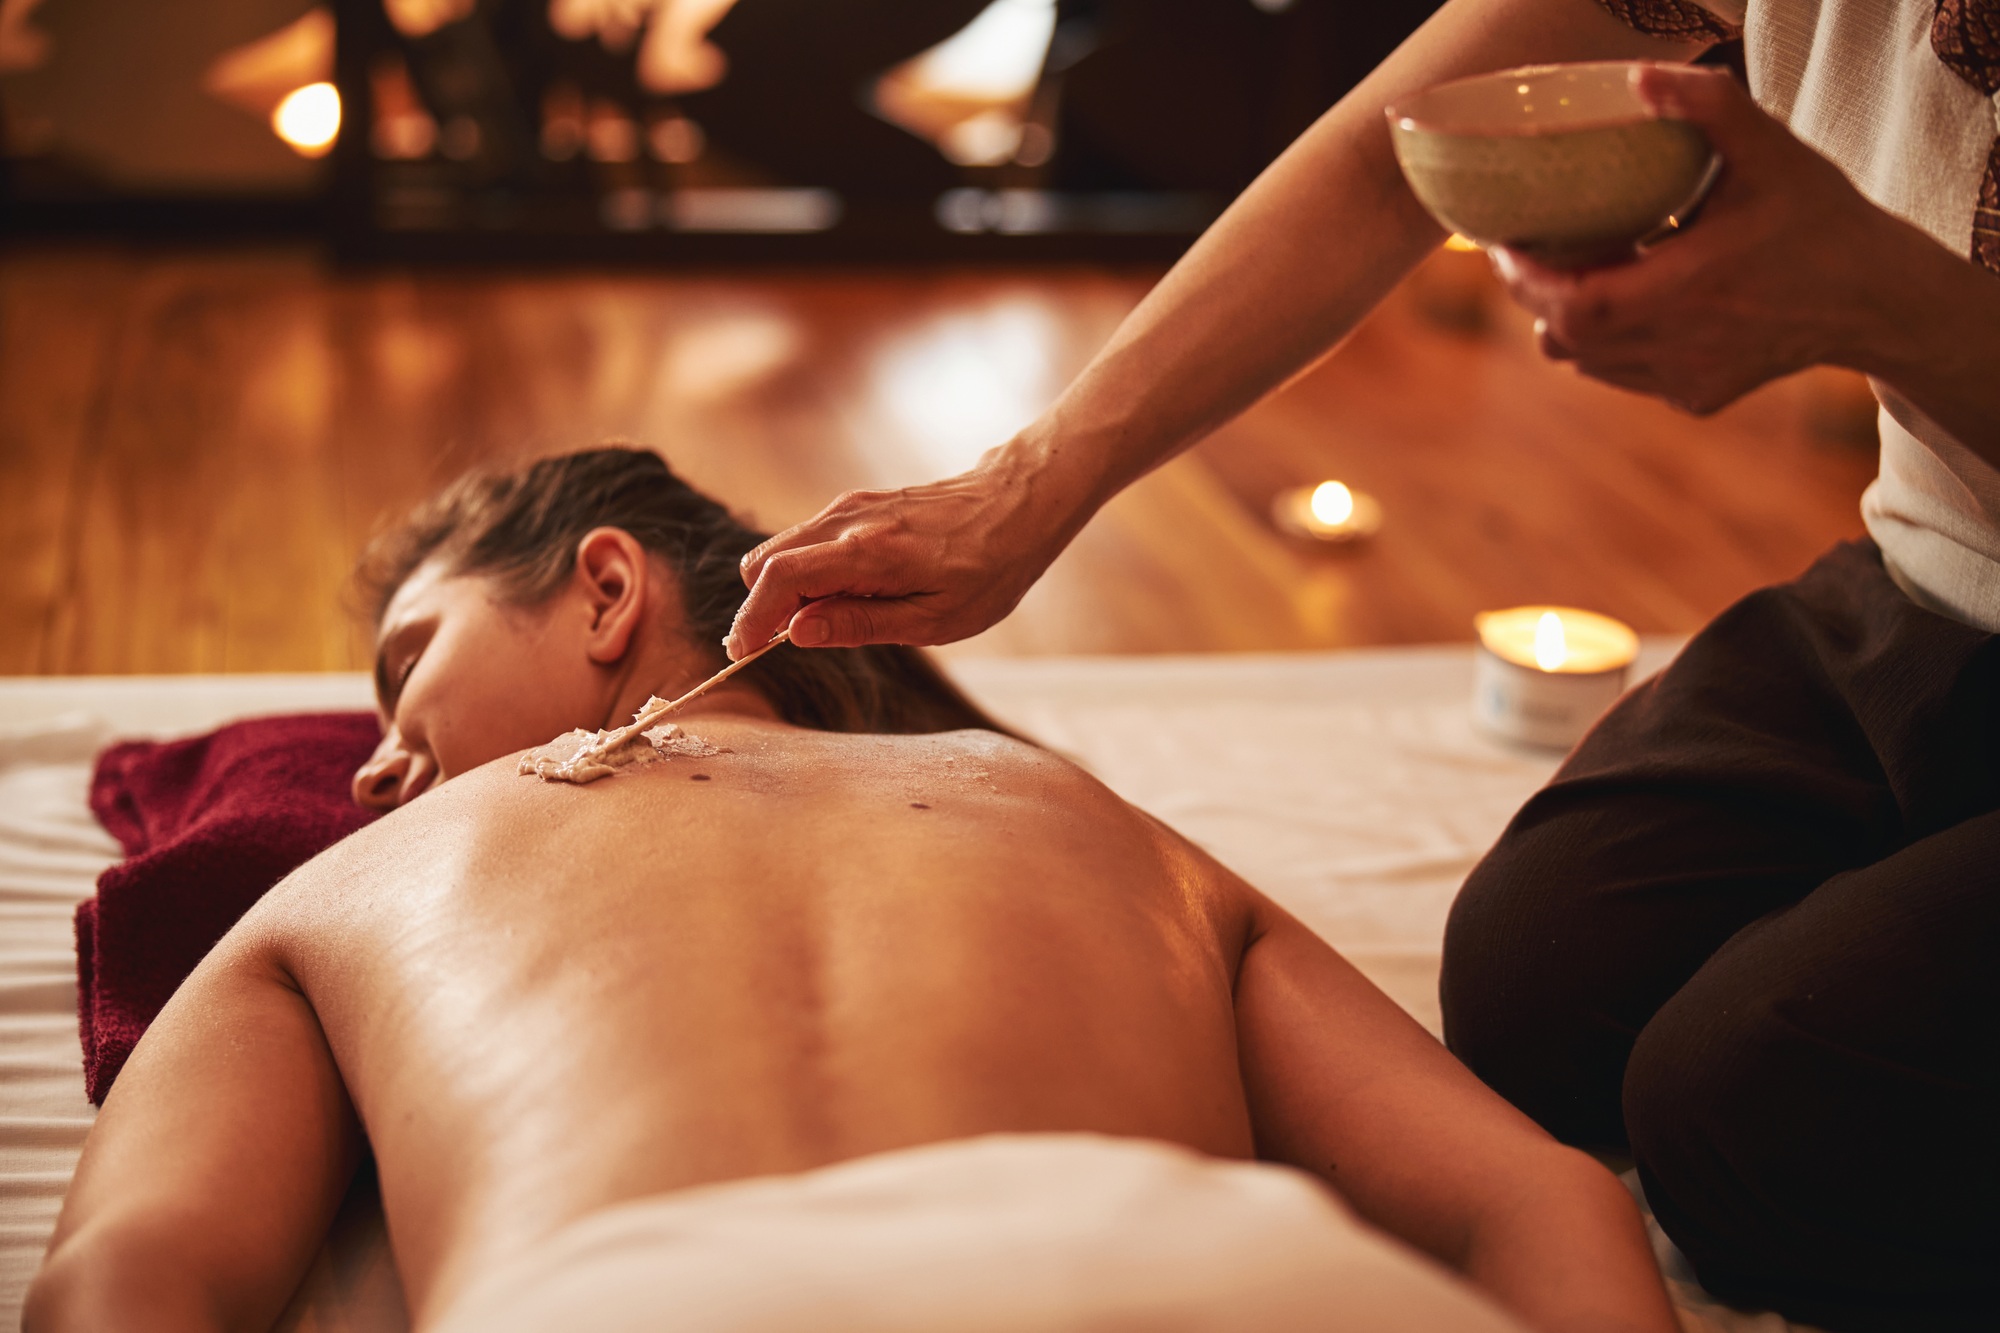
1973, 143, 2000, 275
1932, 0, 2000, 273
1932, 0, 2000, 96
1592, 0, 1742, 42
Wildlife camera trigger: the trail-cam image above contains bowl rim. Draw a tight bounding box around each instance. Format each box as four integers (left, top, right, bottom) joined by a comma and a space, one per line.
1385, 60, 1675, 139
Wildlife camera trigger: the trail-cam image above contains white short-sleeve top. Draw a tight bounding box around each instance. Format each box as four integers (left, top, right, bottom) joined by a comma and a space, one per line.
1668, 0, 2000, 628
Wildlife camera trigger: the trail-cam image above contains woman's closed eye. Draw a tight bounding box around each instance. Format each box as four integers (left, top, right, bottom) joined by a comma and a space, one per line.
390, 648, 421, 707
375, 619, 437, 716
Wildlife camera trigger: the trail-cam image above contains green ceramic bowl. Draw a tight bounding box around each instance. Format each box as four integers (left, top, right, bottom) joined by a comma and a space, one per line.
1387, 62, 1718, 268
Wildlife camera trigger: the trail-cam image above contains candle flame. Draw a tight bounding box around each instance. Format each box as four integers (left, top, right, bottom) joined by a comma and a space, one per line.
1309, 481, 1354, 527
1533, 611, 1568, 672
273, 81, 340, 156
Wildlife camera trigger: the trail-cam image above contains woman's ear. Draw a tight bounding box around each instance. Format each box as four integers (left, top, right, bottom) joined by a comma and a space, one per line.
572, 527, 652, 665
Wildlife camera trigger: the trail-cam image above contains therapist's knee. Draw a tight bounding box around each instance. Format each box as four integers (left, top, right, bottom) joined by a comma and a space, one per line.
1440, 816, 1634, 1149
1624, 983, 1798, 1289
1625, 959, 1998, 1329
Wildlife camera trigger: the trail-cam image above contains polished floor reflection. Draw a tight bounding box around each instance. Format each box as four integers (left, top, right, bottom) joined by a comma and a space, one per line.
0, 244, 1874, 674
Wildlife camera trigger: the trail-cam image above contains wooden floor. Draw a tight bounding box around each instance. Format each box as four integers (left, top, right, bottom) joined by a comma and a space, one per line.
0, 242, 1877, 674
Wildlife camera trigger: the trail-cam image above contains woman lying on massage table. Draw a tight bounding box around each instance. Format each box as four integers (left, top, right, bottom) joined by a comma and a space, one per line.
27, 448, 1675, 1333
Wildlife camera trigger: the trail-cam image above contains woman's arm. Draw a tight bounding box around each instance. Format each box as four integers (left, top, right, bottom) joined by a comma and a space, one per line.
24, 931, 362, 1333
1233, 905, 1677, 1333
1496, 64, 2000, 456
725, 0, 1704, 657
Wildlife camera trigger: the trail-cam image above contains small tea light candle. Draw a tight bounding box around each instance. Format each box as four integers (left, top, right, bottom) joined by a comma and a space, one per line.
1472, 605, 1639, 749
1271, 481, 1383, 543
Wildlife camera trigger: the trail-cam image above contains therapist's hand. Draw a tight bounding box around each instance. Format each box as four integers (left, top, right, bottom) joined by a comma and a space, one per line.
1491, 63, 1921, 416
725, 442, 1084, 658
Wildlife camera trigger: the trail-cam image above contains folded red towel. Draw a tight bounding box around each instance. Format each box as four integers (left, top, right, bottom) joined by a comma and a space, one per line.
77, 713, 383, 1104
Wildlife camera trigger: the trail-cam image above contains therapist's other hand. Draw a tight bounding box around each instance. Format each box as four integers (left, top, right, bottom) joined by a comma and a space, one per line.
725, 445, 1075, 657
1491, 63, 1909, 416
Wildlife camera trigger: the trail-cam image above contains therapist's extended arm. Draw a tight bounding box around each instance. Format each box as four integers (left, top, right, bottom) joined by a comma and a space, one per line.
724, 0, 1702, 657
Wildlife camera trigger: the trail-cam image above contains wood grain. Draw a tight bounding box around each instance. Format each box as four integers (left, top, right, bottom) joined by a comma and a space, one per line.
0, 251, 142, 675
0, 242, 1874, 674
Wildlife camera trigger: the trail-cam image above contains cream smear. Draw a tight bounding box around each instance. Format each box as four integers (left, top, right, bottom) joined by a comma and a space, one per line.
519, 631, 788, 785
520, 709, 729, 785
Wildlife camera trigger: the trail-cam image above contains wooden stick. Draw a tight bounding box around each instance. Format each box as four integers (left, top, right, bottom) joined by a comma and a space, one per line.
593, 629, 792, 752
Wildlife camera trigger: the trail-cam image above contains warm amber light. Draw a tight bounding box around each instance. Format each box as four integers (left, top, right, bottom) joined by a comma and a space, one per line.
1309, 481, 1355, 527
1272, 480, 1380, 542
1533, 611, 1566, 672
272, 81, 340, 156
1443, 232, 1483, 252
1476, 606, 1637, 675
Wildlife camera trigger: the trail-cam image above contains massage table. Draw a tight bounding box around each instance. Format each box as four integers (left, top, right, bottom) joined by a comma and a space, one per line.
0, 647, 1804, 1332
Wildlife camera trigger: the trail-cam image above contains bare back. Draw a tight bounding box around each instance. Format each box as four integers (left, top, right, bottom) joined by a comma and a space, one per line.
258, 720, 1260, 1320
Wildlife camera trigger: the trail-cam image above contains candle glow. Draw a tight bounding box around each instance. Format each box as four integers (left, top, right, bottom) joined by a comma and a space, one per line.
1472, 605, 1640, 749
1309, 481, 1355, 526
1533, 611, 1567, 672
273, 81, 341, 157
1271, 479, 1381, 543
1476, 605, 1637, 675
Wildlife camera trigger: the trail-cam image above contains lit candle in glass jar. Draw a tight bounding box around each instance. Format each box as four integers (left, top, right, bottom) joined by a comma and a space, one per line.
1271, 480, 1383, 543
1473, 606, 1638, 749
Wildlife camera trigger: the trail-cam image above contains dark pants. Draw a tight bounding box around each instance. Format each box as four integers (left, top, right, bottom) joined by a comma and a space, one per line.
1440, 541, 2000, 1332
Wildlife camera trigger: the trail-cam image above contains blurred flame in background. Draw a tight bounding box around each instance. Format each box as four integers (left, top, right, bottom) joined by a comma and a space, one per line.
874, 0, 1055, 168
202, 6, 339, 158
195, 1, 477, 160
545, 0, 735, 95
273, 82, 340, 157
196, 0, 1058, 168
900, 0, 1056, 103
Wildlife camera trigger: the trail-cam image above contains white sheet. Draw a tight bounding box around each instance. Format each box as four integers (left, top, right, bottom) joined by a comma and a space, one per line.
432, 1134, 1528, 1333
0, 648, 1801, 1333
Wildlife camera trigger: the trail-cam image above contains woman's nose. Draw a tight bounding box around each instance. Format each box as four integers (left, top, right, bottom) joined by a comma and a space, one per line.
352, 732, 436, 811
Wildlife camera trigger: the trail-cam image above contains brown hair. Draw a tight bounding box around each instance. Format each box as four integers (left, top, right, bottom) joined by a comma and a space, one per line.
354, 447, 1010, 736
